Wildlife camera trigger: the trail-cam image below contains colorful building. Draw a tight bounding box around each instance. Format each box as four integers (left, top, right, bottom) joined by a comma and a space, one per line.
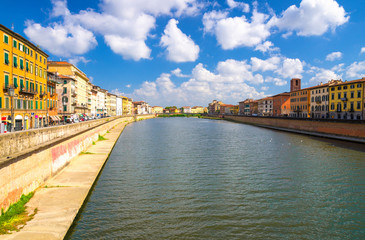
208, 100, 222, 114
182, 106, 192, 113
257, 97, 273, 116
328, 78, 364, 120
309, 82, 331, 119
48, 61, 91, 115
56, 75, 76, 121
191, 106, 204, 113
152, 106, 163, 114
47, 71, 60, 124
272, 92, 290, 117
290, 88, 310, 118
1, 24, 49, 132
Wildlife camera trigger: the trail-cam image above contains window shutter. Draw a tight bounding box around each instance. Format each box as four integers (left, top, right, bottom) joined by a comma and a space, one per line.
5, 75, 9, 87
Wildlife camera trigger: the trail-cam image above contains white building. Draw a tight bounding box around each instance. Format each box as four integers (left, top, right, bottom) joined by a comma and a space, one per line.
116, 96, 123, 116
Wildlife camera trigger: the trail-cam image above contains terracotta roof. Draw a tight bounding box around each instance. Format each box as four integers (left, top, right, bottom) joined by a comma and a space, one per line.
272, 92, 290, 97
48, 61, 72, 65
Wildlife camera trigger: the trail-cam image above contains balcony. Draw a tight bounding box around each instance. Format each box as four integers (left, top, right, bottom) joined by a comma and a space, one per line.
39, 91, 47, 98
19, 87, 37, 95
340, 97, 347, 101
71, 91, 77, 97
336, 109, 342, 112
315, 100, 321, 104
3, 84, 13, 92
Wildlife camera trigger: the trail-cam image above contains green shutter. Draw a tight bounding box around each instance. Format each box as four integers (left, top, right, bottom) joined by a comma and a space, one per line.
13, 56, 17, 67
26, 62, 29, 71
6, 98, 9, 109
4, 52, 9, 64
20, 79, 24, 89
40, 101, 42, 109
0, 97, 2, 109
4, 35, 8, 44
14, 77, 18, 88
13, 40, 16, 48
36, 101, 38, 110
20, 59, 24, 69
26, 81, 29, 90
5, 75, 9, 88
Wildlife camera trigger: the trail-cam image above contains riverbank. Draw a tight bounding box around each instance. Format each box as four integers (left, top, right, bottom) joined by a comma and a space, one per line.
223, 115, 365, 144
2, 119, 131, 239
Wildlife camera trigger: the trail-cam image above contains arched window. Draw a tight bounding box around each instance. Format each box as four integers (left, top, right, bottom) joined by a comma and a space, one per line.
62, 96, 68, 103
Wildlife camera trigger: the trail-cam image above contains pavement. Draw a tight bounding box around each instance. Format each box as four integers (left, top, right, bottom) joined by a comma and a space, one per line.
2, 120, 129, 240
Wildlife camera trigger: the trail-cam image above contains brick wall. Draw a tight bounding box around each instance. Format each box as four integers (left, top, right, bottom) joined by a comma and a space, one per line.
224, 115, 365, 139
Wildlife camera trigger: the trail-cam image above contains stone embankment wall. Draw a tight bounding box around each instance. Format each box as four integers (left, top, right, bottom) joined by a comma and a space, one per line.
0, 115, 155, 213
0, 116, 129, 159
224, 115, 365, 140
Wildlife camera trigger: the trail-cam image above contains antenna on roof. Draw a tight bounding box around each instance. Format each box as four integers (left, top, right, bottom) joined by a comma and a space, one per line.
11, 23, 14, 31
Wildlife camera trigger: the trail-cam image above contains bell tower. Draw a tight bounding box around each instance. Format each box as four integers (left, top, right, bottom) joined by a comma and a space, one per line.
290, 78, 301, 92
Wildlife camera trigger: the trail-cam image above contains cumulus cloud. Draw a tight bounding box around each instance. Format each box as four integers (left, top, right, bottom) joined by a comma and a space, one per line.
24, 0, 202, 60
326, 51, 342, 61
132, 60, 265, 106
346, 61, 365, 79
160, 19, 200, 62
251, 56, 280, 72
254, 41, 279, 53
270, 0, 349, 36
226, 0, 250, 13
171, 68, 189, 77
68, 56, 91, 66
275, 58, 304, 78
203, 9, 271, 50
110, 88, 125, 96
361, 47, 365, 54
265, 76, 287, 86
309, 67, 342, 84
24, 21, 97, 57
104, 35, 151, 61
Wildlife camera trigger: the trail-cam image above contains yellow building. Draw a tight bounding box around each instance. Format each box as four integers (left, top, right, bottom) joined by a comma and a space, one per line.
121, 96, 133, 115
191, 106, 204, 113
329, 78, 364, 120
152, 106, 163, 114
1, 24, 49, 132
48, 61, 91, 115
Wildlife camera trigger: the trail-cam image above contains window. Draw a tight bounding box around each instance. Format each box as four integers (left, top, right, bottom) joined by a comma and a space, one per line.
13, 55, 17, 68
35, 101, 38, 110
20, 79, 24, 89
17, 99, 21, 109
4, 75, 9, 88
343, 86, 348, 90
14, 77, 18, 88
344, 102, 347, 110
30, 50, 33, 57
30, 63, 33, 73
64, 80, 67, 84
63, 87, 67, 94
357, 101, 361, 109
357, 91, 361, 98
63, 105, 67, 112
338, 86, 341, 90
20, 58, 24, 70
331, 87, 335, 91
350, 84, 355, 89
351, 91, 354, 98
5, 98, 9, 109
19, 43, 24, 52
4, 51, 9, 64
40, 56, 42, 62
338, 92, 341, 99
13, 39, 17, 48
344, 92, 347, 99
357, 84, 362, 88
39, 68, 42, 77
23, 100, 27, 110
26, 61, 29, 71
26, 80, 29, 90
3, 34, 8, 44
35, 66, 38, 76
40, 101, 43, 110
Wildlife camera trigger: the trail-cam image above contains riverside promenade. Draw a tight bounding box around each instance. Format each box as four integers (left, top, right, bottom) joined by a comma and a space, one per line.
2, 119, 137, 239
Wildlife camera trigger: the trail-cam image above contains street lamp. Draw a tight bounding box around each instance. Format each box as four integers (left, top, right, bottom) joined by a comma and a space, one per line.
62, 100, 66, 124
9, 86, 15, 132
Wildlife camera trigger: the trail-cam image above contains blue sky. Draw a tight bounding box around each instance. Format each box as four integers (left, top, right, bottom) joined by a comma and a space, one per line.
2, 0, 365, 107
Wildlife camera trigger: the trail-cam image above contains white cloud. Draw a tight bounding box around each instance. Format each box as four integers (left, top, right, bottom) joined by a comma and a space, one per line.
265, 76, 287, 86
346, 61, 365, 79
251, 56, 280, 72
226, 0, 250, 13
24, 21, 97, 57
261, 86, 269, 91
204, 9, 271, 50
25, 0, 203, 60
361, 47, 365, 54
171, 68, 189, 77
254, 41, 279, 53
270, 0, 349, 36
104, 35, 151, 61
133, 60, 265, 106
68, 56, 90, 66
126, 84, 131, 88
309, 67, 342, 84
110, 88, 125, 96
275, 58, 304, 78
160, 19, 200, 62
202, 10, 228, 33
331, 63, 345, 72
326, 51, 342, 61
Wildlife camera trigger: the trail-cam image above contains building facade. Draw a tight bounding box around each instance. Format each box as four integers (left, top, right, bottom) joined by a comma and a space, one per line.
328, 78, 364, 120
257, 97, 273, 116
152, 106, 163, 114
48, 61, 91, 116
47, 71, 60, 124
116, 96, 122, 116
57, 75, 76, 121
1, 24, 49, 132
272, 93, 290, 117
309, 83, 330, 119
290, 88, 310, 118
182, 106, 191, 113
191, 106, 204, 113
208, 100, 222, 114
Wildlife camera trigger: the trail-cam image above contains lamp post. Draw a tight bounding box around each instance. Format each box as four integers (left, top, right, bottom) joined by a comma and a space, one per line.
9, 86, 15, 132
62, 100, 66, 124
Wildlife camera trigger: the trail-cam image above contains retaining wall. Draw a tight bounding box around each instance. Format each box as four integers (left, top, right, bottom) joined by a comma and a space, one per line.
0, 116, 128, 159
0, 115, 155, 213
224, 115, 365, 140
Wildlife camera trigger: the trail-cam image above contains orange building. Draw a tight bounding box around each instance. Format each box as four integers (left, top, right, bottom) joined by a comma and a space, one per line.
290, 88, 310, 118
272, 92, 290, 117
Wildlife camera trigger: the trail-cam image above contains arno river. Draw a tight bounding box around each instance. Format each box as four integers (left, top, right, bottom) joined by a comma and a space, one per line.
66, 118, 365, 239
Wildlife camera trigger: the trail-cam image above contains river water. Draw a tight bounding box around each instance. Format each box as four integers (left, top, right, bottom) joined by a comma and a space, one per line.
66, 118, 365, 239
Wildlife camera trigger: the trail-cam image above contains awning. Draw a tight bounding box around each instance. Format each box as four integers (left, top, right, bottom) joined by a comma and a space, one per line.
50, 116, 56, 121
55, 116, 61, 121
